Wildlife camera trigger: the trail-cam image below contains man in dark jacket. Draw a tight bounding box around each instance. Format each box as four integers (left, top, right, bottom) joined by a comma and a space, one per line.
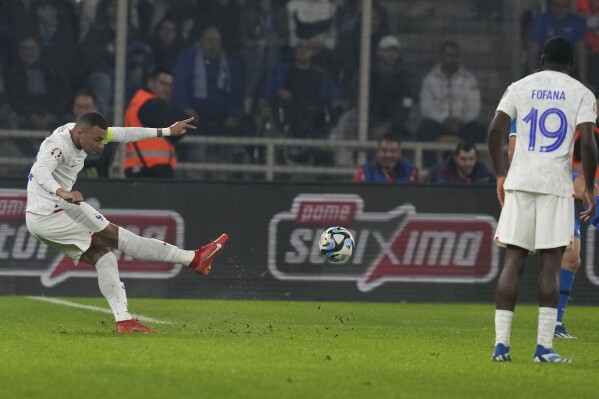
428, 141, 495, 184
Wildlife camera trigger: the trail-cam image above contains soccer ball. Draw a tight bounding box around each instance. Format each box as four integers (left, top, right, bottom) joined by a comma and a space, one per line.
319, 226, 355, 263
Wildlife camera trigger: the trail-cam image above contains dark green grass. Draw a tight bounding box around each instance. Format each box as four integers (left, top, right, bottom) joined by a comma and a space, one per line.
1, 296, 598, 399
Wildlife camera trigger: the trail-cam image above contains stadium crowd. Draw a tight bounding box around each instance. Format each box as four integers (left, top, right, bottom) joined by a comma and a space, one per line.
0, 0, 596, 182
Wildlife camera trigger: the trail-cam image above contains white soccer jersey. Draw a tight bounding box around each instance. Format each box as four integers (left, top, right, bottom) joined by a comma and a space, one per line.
26, 123, 159, 215
497, 70, 596, 198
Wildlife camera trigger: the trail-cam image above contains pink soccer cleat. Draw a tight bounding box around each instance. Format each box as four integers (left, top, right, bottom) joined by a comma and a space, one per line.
189, 234, 228, 275
116, 319, 156, 334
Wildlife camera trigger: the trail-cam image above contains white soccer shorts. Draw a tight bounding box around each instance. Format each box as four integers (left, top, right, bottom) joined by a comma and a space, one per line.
26, 202, 110, 264
494, 190, 573, 252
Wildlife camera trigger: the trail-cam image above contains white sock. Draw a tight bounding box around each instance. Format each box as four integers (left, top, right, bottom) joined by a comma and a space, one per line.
96, 252, 132, 322
495, 309, 513, 347
117, 227, 195, 265
538, 307, 558, 349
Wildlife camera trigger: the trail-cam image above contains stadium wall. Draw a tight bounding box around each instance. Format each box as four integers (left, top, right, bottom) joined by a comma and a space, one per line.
1, 179, 598, 305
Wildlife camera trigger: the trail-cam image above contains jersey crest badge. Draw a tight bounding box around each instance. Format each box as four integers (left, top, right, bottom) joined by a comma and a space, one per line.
50, 148, 63, 160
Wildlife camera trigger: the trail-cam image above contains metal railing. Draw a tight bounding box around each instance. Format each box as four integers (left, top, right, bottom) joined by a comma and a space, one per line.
0, 129, 487, 181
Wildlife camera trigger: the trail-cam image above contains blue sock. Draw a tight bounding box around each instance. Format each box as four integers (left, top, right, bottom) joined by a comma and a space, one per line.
557, 269, 575, 322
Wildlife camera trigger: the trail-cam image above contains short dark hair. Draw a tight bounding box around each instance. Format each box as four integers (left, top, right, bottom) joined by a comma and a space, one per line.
77, 111, 108, 130
542, 36, 574, 65
191, 23, 220, 42
147, 67, 172, 82
440, 41, 460, 54
71, 89, 97, 105
378, 133, 401, 146
455, 141, 477, 154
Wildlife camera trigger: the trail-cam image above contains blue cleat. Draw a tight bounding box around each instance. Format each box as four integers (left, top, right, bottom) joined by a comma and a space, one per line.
533, 345, 572, 363
491, 343, 512, 362
554, 322, 576, 339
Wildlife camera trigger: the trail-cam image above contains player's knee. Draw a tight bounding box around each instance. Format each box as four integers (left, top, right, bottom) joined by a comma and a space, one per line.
94, 223, 119, 247
99, 223, 118, 238
81, 246, 111, 266
562, 252, 581, 272
565, 255, 581, 272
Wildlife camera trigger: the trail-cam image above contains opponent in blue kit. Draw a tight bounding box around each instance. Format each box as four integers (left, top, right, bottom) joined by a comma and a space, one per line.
487, 37, 598, 363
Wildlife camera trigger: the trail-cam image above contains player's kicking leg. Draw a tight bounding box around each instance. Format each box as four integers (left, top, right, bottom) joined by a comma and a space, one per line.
65, 202, 229, 333
92, 225, 228, 276
66, 202, 229, 275
90, 226, 227, 333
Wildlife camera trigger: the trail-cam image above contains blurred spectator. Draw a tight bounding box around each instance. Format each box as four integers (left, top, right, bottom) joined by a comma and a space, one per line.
526, 0, 588, 85
329, 107, 357, 167
369, 35, 413, 141
172, 24, 243, 162
337, 0, 364, 37
124, 68, 186, 178
61, 90, 117, 178
333, 1, 390, 106
76, 0, 101, 41
336, 0, 390, 45
28, 0, 78, 74
286, 0, 337, 69
125, 42, 155, 103
7, 35, 70, 131
134, 0, 173, 42
0, 60, 23, 159
0, 1, 27, 66
59, 89, 97, 124
240, 0, 287, 111
204, 0, 243, 53
469, 0, 503, 19
169, 1, 200, 42
78, 0, 138, 116
172, 24, 243, 133
0, 62, 16, 129
576, 0, 599, 89
150, 16, 184, 70
353, 133, 418, 183
262, 39, 342, 165
417, 41, 483, 143
427, 141, 495, 184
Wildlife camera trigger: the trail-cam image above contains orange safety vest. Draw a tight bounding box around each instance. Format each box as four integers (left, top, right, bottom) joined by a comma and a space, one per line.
123, 89, 177, 171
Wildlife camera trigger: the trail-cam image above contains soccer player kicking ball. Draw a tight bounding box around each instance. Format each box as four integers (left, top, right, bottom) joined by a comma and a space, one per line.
25, 112, 228, 334
487, 36, 598, 363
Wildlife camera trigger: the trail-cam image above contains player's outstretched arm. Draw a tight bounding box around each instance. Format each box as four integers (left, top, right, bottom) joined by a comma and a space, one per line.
163, 117, 196, 137
106, 117, 196, 143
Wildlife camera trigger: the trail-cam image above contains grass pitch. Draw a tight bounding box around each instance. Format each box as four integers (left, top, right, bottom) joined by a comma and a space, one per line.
1, 296, 598, 399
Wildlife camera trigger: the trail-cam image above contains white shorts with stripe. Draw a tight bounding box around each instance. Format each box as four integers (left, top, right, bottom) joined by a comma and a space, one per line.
494, 190, 573, 252
26, 202, 110, 264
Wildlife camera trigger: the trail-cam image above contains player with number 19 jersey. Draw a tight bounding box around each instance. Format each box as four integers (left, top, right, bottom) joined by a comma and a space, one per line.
498, 70, 597, 198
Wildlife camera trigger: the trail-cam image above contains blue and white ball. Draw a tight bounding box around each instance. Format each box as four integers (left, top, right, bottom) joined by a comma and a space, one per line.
319, 226, 355, 263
